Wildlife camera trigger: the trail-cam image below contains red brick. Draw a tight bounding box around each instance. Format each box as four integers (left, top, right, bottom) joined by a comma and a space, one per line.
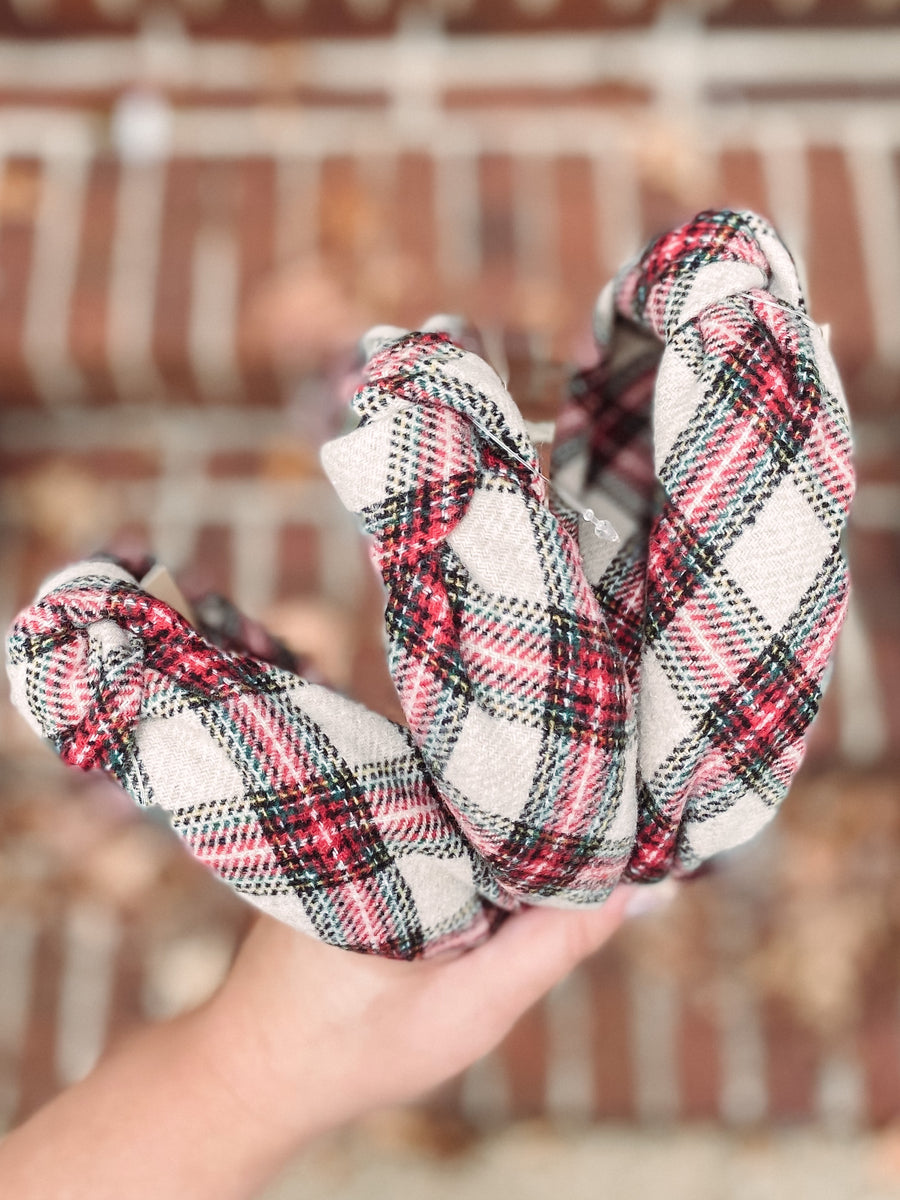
12, 533, 70, 611
394, 155, 436, 272
152, 160, 202, 404
850, 530, 900, 634
0, 0, 886, 41
868, 631, 900, 760
78, 448, 160, 481
806, 146, 876, 396
319, 155, 371, 265
708, 0, 891, 27
675, 904, 722, 1120
717, 148, 768, 217
678, 993, 721, 1120
69, 159, 118, 406
389, 153, 440, 323
444, 84, 650, 109
15, 910, 63, 1124
276, 522, 320, 599
859, 962, 900, 1126
591, 153, 632, 283
180, 524, 234, 597
763, 998, 820, 1120
207, 450, 268, 479
856, 447, 900, 486
0, 448, 160, 482
637, 186, 698, 256
803, 684, 842, 768
193, 0, 398, 39
501, 1003, 547, 1119
236, 159, 282, 407
590, 943, 635, 1119
555, 155, 603, 357
347, 565, 406, 723
469, 154, 517, 334
0, 160, 41, 408
157, 159, 250, 405
479, 153, 516, 269
6, 0, 888, 41
445, 0, 662, 34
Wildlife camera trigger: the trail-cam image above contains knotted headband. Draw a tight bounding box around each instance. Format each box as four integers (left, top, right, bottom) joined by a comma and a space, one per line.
6, 210, 854, 959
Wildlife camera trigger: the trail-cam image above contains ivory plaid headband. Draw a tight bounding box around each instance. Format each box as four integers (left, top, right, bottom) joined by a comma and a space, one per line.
6, 210, 854, 959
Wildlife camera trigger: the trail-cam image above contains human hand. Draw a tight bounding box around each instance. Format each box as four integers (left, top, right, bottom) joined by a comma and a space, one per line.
202, 888, 631, 1142
0, 881, 630, 1200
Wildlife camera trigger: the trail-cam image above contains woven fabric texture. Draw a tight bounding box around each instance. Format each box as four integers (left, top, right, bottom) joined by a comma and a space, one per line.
6, 210, 854, 958
553, 209, 854, 877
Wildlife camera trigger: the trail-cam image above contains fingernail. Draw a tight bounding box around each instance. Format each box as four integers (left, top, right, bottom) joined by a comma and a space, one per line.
624, 879, 679, 919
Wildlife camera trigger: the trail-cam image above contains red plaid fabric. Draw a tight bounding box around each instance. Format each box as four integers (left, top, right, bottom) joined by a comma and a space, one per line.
8, 560, 505, 959
323, 329, 634, 907
553, 209, 855, 878
6, 210, 853, 958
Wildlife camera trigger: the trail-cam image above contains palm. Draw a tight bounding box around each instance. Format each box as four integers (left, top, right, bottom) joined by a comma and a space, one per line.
213, 889, 629, 1133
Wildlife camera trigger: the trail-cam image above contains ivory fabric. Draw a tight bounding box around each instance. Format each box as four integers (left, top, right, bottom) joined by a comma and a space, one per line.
6, 210, 854, 958
553, 209, 854, 877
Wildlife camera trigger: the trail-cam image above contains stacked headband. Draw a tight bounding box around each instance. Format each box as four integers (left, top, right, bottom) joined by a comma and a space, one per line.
6, 210, 854, 959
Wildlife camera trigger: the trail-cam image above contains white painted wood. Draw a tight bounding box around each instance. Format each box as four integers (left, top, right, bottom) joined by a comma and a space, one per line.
628, 962, 681, 1125
55, 901, 120, 1087
1, 103, 900, 163
844, 118, 900, 370
22, 156, 88, 405
712, 899, 769, 1127
107, 160, 169, 401
0, 911, 39, 1134
757, 114, 810, 285
275, 156, 322, 266
544, 965, 596, 1121
434, 147, 482, 281
512, 155, 558, 286
835, 589, 889, 767
1, 29, 900, 94
188, 224, 241, 402
816, 1041, 866, 1134
459, 1052, 510, 1128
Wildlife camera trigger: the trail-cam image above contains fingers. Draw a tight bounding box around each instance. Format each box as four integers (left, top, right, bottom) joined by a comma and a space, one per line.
445, 887, 630, 1047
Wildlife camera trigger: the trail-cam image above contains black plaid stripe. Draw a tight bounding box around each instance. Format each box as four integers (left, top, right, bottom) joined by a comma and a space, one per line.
384, 552, 472, 702
647, 569, 776, 721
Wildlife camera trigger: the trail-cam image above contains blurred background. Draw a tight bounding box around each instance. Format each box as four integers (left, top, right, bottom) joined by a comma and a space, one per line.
1, 0, 899, 1196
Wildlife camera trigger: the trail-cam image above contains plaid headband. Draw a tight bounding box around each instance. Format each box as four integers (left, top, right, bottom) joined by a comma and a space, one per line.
6, 210, 854, 959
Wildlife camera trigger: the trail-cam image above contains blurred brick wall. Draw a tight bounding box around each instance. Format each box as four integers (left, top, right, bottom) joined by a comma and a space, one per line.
2, 0, 899, 36
2, 2, 900, 1141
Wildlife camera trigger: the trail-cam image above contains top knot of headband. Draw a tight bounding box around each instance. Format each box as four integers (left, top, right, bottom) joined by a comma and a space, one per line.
6, 210, 854, 959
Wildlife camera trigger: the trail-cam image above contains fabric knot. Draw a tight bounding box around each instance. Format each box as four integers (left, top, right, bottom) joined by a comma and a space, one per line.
7, 565, 148, 773
362, 331, 541, 485
322, 330, 545, 576
6, 562, 271, 777
614, 209, 803, 343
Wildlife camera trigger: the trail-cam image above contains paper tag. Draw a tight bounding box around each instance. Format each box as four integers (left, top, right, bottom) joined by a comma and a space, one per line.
140, 564, 197, 626
524, 419, 557, 445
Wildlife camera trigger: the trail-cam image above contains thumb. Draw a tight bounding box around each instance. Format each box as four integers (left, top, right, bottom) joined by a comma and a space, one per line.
446, 886, 630, 1048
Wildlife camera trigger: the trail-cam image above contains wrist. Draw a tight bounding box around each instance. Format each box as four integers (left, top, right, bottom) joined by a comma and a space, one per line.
197, 973, 356, 1148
